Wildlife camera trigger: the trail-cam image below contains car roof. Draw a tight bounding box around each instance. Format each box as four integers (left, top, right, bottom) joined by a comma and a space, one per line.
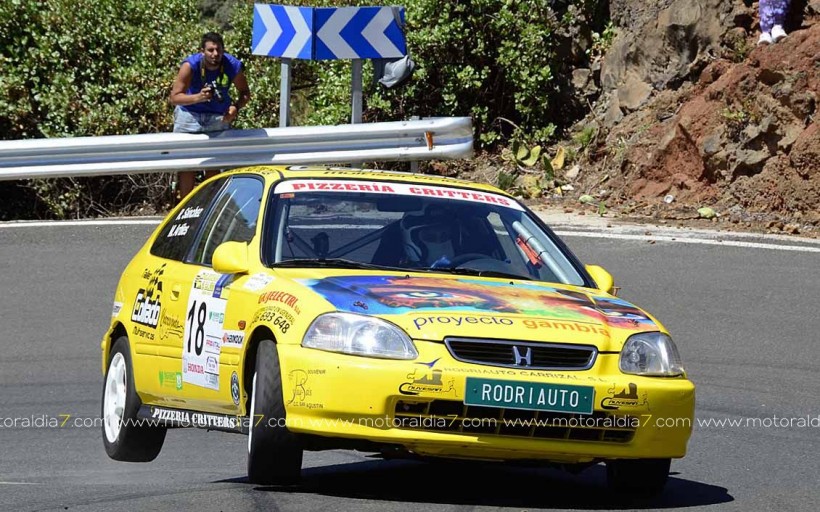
218, 165, 511, 196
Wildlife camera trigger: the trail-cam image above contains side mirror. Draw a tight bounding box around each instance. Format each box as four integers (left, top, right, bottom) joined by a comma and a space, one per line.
213, 241, 250, 275
585, 264, 618, 295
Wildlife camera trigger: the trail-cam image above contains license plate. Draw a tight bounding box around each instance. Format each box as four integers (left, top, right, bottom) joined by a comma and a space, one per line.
464, 377, 594, 414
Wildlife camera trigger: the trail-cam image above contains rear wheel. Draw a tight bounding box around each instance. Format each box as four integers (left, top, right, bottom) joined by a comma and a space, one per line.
101, 336, 166, 461
606, 458, 671, 498
247, 339, 303, 484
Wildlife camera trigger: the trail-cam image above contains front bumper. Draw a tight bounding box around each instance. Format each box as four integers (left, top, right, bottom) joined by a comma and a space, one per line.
276, 341, 694, 463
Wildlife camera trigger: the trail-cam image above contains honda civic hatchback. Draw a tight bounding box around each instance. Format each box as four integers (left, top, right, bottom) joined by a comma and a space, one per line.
100, 165, 694, 497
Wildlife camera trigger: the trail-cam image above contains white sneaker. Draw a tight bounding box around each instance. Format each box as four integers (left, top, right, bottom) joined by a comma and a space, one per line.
771, 25, 787, 42
758, 32, 773, 45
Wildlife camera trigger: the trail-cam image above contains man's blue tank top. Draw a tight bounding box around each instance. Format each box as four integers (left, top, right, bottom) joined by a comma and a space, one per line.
181, 52, 242, 115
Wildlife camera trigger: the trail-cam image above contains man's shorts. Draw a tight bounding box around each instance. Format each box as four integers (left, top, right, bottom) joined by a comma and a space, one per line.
173, 106, 230, 133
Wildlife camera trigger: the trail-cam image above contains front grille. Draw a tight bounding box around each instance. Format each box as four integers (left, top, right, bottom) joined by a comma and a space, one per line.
394, 400, 636, 443
445, 338, 596, 370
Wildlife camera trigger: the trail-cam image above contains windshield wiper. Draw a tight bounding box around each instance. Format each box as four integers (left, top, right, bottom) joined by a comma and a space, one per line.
423, 267, 533, 281
272, 258, 404, 271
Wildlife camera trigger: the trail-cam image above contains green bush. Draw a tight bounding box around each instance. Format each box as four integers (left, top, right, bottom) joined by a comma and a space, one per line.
0, 0, 203, 218
231, 0, 609, 144
0, 0, 610, 219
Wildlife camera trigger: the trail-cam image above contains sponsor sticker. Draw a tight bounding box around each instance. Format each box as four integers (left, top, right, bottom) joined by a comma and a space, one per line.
258, 291, 301, 314
286, 370, 324, 409
149, 406, 239, 430
400, 359, 457, 396
222, 330, 245, 347
275, 180, 523, 210
159, 371, 183, 391
243, 273, 275, 292
213, 273, 232, 299
132, 265, 165, 328
231, 372, 240, 405
158, 311, 184, 341
601, 383, 647, 410
412, 314, 514, 331
182, 270, 226, 391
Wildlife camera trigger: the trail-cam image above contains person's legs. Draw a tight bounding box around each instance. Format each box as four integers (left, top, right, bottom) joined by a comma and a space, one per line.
197, 114, 230, 186
177, 171, 197, 199
770, 0, 790, 43
759, 0, 791, 42
173, 107, 205, 200
171, 109, 231, 200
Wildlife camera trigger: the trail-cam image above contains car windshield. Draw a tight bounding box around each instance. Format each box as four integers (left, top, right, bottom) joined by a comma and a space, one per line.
266, 179, 585, 285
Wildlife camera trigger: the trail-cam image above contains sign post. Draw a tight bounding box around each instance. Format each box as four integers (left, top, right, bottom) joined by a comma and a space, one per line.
351, 59, 363, 124
279, 59, 292, 127
252, 4, 407, 127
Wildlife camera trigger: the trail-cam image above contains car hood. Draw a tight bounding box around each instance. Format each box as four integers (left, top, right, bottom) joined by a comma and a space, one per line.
292, 272, 660, 351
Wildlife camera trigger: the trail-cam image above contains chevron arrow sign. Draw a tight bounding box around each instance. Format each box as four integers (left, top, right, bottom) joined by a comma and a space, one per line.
315, 6, 406, 60
252, 4, 313, 59
252, 5, 407, 61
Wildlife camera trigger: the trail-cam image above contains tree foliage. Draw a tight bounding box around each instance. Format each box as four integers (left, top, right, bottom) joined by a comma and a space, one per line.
0, 0, 609, 219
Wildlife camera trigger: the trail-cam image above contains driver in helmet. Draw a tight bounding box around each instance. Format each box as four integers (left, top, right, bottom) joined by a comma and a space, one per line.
400, 208, 458, 267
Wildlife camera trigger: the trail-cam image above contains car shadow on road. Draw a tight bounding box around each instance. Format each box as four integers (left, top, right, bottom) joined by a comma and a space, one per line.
223, 459, 732, 509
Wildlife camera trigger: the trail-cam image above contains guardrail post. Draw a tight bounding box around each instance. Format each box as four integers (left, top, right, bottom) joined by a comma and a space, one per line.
409, 115, 420, 172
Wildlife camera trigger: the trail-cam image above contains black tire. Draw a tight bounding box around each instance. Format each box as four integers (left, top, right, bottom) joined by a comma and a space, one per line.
101, 336, 167, 462
247, 339, 303, 484
606, 458, 671, 498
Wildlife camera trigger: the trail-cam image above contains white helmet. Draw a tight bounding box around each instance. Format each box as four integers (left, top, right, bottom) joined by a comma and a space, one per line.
400, 208, 456, 266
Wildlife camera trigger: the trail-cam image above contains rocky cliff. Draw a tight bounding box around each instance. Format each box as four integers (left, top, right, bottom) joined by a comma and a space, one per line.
558, 0, 819, 234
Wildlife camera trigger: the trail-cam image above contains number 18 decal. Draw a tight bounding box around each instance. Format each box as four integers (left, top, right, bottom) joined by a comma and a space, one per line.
187, 300, 206, 355
182, 271, 226, 391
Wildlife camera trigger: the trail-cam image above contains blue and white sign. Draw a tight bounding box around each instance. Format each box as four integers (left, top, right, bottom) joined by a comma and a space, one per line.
315, 7, 406, 60
252, 4, 313, 59
252, 4, 407, 61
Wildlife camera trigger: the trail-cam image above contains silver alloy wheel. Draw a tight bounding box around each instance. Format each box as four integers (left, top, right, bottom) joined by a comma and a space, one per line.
248, 372, 257, 453
103, 352, 127, 443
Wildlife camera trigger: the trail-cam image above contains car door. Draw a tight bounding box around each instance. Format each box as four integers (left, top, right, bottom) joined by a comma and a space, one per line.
134, 179, 225, 403
172, 175, 265, 412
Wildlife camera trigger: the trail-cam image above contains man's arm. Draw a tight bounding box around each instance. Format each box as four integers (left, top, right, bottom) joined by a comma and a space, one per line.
169, 62, 213, 106
223, 70, 251, 123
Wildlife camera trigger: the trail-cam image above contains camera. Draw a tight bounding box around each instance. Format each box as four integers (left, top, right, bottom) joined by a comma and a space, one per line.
204, 80, 224, 102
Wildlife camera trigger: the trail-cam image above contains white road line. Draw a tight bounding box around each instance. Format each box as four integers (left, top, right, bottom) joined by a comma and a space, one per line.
0, 219, 161, 229
0, 481, 38, 485
557, 231, 820, 253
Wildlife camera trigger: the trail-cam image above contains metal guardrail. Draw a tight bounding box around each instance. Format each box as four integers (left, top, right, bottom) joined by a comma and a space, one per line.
0, 117, 473, 181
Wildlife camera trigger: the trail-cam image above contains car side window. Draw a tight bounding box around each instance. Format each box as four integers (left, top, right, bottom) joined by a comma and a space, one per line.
150, 180, 222, 261
189, 176, 264, 266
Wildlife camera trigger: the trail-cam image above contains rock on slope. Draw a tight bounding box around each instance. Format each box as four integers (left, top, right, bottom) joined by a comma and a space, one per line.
564, 0, 819, 235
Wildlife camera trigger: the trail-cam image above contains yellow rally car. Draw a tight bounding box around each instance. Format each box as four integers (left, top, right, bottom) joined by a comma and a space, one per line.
100, 165, 694, 496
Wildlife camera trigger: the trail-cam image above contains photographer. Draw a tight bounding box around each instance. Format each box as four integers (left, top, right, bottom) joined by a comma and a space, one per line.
169, 31, 251, 200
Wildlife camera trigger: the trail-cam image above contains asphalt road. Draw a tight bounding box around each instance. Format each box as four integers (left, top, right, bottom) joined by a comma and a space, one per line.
1, 218, 819, 511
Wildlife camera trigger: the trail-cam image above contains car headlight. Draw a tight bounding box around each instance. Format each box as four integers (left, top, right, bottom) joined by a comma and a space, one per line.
619, 332, 684, 376
302, 312, 418, 360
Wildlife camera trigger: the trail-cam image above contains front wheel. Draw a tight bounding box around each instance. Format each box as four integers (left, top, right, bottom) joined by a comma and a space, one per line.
101, 336, 166, 461
247, 339, 303, 484
606, 458, 671, 498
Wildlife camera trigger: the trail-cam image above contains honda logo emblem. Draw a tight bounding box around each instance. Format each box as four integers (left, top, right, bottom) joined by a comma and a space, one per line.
512, 346, 532, 367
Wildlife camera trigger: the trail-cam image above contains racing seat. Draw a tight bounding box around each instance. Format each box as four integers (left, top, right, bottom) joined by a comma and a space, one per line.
399, 207, 459, 266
